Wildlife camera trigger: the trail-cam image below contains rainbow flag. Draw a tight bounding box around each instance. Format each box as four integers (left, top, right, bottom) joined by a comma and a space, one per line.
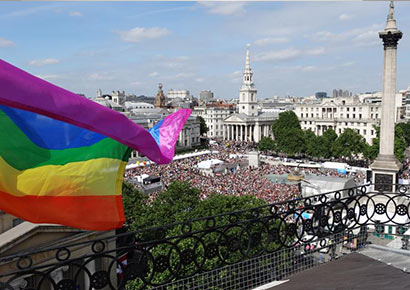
0, 59, 191, 231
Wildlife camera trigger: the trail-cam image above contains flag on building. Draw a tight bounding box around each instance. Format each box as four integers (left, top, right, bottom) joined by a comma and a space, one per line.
0, 59, 191, 231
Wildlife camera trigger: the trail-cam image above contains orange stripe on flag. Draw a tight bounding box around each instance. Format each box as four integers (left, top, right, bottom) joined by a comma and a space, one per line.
0, 191, 124, 231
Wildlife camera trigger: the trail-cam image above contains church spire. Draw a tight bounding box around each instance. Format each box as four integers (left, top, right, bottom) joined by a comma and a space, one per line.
239, 44, 257, 116
242, 44, 254, 86
245, 43, 251, 72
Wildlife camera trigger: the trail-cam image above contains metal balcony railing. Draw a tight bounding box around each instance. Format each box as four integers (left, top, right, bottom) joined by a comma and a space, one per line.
0, 183, 409, 289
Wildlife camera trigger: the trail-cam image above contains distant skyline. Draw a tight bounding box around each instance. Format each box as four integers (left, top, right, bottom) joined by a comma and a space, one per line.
1, 1, 410, 99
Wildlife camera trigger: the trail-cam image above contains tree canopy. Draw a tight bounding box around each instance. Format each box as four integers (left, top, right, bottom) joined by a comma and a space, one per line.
197, 116, 208, 136
258, 136, 275, 152
272, 111, 301, 140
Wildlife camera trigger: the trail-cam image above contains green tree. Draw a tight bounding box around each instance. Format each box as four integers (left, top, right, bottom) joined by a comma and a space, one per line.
275, 127, 305, 156
272, 111, 301, 140
258, 136, 275, 152
306, 134, 327, 159
363, 125, 407, 162
394, 125, 407, 161
333, 128, 366, 160
396, 122, 410, 146
322, 128, 338, 158
122, 182, 148, 228
197, 116, 209, 135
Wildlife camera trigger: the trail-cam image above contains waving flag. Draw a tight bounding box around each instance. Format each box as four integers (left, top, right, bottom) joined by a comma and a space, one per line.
0, 59, 191, 230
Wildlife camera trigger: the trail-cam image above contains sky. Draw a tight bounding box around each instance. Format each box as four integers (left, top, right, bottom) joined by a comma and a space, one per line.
1, 1, 410, 100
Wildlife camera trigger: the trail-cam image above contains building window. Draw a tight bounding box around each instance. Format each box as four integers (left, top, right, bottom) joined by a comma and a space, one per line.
252, 105, 254, 109
347, 114, 349, 118
347, 108, 350, 112
353, 107, 356, 112
364, 129, 367, 135
311, 114, 314, 118
242, 106, 245, 110
353, 114, 356, 119
376, 114, 378, 118
341, 114, 343, 118
359, 114, 362, 119
371, 130, 374, 135
339, 129, 342, 134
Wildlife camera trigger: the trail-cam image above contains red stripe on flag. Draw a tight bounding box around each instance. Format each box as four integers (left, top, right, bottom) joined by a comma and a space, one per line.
0, 191, 125, 231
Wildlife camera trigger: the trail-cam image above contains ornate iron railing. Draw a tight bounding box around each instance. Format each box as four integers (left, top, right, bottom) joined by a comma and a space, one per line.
0, 183, 410, 289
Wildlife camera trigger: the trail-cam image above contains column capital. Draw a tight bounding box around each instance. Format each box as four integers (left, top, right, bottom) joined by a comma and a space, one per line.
379, 31, 402, 49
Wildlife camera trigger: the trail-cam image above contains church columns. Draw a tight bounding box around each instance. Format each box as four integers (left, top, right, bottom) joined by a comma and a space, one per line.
236, 125, 239, 141
245, 125, 248, 141
254, 123, 261, 142
223, 125, 226, 140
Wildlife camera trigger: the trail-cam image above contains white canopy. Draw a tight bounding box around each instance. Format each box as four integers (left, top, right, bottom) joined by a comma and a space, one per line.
197, 159, 224, 169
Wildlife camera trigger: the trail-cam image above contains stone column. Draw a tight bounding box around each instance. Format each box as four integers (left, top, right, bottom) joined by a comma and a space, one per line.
254, 123, 260, 142
370, 1, 402, 192
245, 125, 248, 141
235, 125, 238, 141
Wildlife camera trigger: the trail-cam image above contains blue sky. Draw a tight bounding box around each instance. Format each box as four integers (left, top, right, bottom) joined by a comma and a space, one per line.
1, 1, 410, 99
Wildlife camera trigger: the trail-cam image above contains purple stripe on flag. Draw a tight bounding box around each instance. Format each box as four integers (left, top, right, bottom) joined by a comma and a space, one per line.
0, 59, 191, 164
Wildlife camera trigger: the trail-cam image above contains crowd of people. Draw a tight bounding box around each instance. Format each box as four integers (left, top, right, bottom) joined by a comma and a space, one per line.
124, 141, 367, 204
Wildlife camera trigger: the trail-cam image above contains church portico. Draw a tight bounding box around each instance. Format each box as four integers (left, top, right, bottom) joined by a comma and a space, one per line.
223, 119, 275, 143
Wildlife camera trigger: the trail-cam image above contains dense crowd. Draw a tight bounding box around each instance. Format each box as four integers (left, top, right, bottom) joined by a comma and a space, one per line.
124, 141, 367, 204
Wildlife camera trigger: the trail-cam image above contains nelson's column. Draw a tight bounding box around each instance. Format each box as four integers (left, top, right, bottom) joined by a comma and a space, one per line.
370, 1, 402, 191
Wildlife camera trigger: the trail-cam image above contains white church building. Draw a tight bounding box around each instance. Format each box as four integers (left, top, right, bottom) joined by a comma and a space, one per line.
223, 44, 278, 142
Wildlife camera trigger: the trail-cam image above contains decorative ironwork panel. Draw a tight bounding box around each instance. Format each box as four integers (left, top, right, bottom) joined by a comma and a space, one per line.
374, 174, 393, 192
0, 184, 409, 289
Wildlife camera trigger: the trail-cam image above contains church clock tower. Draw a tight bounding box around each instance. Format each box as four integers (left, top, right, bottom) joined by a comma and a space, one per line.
238, 44, 258, 116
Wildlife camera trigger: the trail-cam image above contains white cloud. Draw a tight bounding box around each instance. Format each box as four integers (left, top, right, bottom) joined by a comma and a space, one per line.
306, 47, 325, 56
149, 72, 159, 77
312, 24, 383, 47
69, 11, 83, 17
130, 81, 143, 86
118, 27, 170, 43
255, 48, 300, 61
199, 2, 246, 16
230, 70, 243, 83
195, 77, 205, 83
301, 66, 318, 72
88, 72, 115, 81
164, 72, 194, 80
254, 37, 289, 46
339, 13, 353, 21
0, 37, 14, 47
36, 74, 63, 80
255, 47, 324, 62
29, 58, 59, 66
